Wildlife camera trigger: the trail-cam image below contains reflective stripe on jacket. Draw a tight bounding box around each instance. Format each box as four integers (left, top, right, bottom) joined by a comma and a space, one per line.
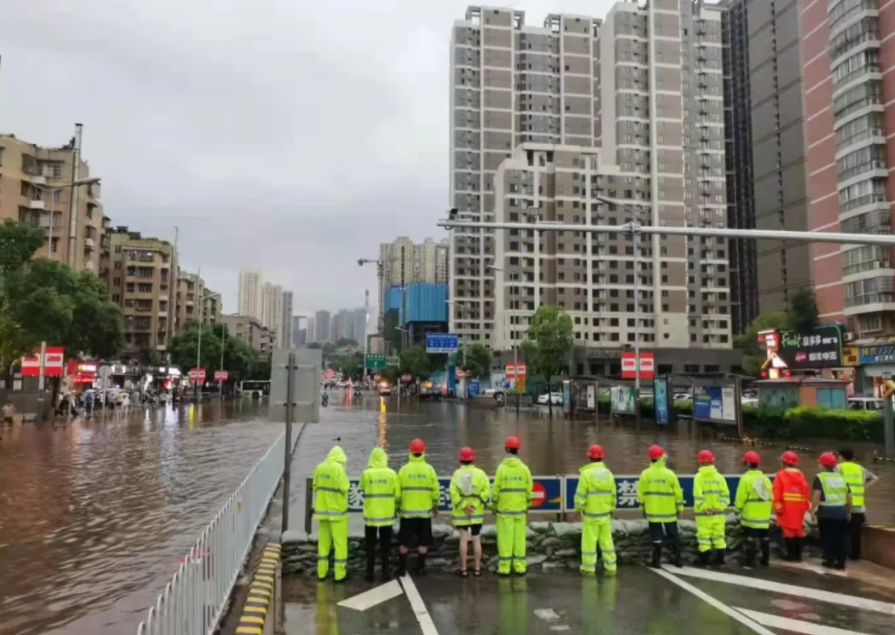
450, 465, 491, 526
313, 446, 349, 519
839, 461, 865, 509
693, 465, 730, 516
734, 469, 773, 529
398, 453, 439, 519
636, 459, 684, 522
361, 447, 400, 527
817, 470, 849, 508
493, 457, 532, 514
574, 461, 617, 523
772, 467, 810, 530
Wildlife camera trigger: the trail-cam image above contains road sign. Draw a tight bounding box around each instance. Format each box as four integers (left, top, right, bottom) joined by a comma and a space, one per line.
386, 356, 400, 367
401, 374, 412, 383
506, 362, 527, 379
365, 354, 387, 369
189, 367, 206, 381
468, 378, 480, 397
425, 333, 458, 354
531, 482, 547, 508
621, 352, 654, 379
214, 370, 229, 381
270, 348, 322, 423
21, 347, 65, 377
456, 368, 467, 379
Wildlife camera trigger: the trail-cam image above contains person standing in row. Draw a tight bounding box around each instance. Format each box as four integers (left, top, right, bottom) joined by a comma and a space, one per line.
575, 444, 617, 575
397, 438, 439, 577
837, 447, 879, 561
773, 451, 810, 561
637, 445, 684, 568
312, 445, 350, 582
734, 451, 773, 567
360, 447, 401, 582
450, 447, 491, 577
493, 436, 533, 576
812, 452, 852, 570
693, 449, 730, 566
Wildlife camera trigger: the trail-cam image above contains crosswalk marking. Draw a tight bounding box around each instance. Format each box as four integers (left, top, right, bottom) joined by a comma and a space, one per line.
337, 580, 403, 611
735, 607, 874, 635
666, 566, 895, 616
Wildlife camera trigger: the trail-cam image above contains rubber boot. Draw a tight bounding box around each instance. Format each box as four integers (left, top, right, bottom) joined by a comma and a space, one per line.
744, 541, 756, 568
672, 545, 683, 568
417, 551, 427, 576
713, 549, 725, 567
698, 550, 712, 567
381, 550, 391, 581
649, 545, 662, 569
760, 540, 770, 566
783, 538, 795, 561
397, 552, 408, 577
365, 549, 376, 583
793, 537, 803, 562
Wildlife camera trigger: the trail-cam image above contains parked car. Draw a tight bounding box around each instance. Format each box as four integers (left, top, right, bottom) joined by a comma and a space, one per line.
378, 381, 392, 396
537, 392, 563, 405
847, 396, 884, 411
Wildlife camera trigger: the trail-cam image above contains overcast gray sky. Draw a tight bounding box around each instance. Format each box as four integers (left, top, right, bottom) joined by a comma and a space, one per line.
1, 0, 611, 315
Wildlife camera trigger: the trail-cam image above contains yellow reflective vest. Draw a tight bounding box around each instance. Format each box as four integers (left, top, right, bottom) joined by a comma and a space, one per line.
313, 446, 349, 520
734, 469, 773, 529
360, 447, 400, 527
636, 459, 684, 523
574, 461, 617, 524
398, 453, 439, 519
839, 461, 866, 510
693, 465, 730, 516
493, 457, 532, 514
450, 465, 491, 526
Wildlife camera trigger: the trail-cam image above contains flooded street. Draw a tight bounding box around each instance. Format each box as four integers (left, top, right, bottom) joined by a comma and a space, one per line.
0, 394, 892, 635
0, 402, 283, 635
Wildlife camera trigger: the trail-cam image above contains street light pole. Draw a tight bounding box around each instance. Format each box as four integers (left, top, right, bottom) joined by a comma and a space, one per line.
488, 264, 520, 415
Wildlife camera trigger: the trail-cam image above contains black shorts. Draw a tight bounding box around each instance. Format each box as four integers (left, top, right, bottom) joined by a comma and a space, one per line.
399, 518, 433, 548
459, 523, 482, 537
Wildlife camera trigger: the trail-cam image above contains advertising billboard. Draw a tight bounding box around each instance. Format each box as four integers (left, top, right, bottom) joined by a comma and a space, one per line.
654, 375, 671, 426
693, 386, 736, 423
610, 385, 636, 414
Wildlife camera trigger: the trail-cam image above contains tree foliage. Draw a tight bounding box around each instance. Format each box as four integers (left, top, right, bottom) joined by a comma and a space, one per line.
787, 288, 820, 333
399, 345, 430, 380
461, 342, 492, 378
521, 305, 573, 381
169, 322, 267, 383
0, 220, 124, 369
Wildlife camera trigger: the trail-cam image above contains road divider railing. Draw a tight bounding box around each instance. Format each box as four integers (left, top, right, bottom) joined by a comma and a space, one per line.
137, 431, 297, 635
235, 543, 281, 635
304, 473, 766, 528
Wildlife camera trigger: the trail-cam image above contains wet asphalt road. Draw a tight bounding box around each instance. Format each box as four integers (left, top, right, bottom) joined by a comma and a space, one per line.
283, 563, 895, 635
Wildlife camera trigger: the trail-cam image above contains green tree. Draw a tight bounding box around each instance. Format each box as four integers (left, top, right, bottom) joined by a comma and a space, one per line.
787, 288, 820, 333
399, 345, 430, 380
169, 322, 224, 376
461, 342, 492, 378
522, 305, 573, 383
735, 310, 790, 376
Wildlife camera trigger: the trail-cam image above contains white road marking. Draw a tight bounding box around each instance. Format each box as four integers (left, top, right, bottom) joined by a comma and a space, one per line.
534, 608, 561, 621
735, 608, 875, 635
666, 566, 895, 616
337, 580, 404, 611
652, 568, 777, 635
399, 574, 440, 635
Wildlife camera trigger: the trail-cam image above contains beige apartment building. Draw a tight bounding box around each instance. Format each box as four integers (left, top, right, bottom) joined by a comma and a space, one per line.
175, 271, 222, 330
220, 314, 273, 356
0, 133, 109, 272
203, 290, 222, 328
451, 4, 733, 353
103, 227, 177, 357
377, 237, 449, 328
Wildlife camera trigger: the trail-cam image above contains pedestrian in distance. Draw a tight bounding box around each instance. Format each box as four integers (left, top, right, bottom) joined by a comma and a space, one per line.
493, 436, 533, 575
772, 451, 810, 561
312, 445, 350, 581
450, 446, 491, 577
693, 449, 730, 566
636, 444, 684, 568
360, 447, 401, 582
734, 451, 773, 568
812, 452, 852, 570
397, 438, 439, 577
837, 447, 879, 561
574, 444, 617, 576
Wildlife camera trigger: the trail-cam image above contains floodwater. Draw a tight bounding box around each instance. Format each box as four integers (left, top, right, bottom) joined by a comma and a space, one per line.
0, 395, 892, 635
289, 392, 895, 527
0, 402, 283, 635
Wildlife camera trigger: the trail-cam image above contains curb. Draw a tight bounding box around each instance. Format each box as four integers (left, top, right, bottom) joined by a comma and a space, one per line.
236, 543, 281, 635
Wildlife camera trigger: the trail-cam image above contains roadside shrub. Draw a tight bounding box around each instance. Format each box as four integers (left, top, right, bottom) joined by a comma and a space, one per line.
782, 406, 883, 442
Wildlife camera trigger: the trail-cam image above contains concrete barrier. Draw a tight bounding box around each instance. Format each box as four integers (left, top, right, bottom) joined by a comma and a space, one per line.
235, 543, 281, 635
864, 526, 895, 570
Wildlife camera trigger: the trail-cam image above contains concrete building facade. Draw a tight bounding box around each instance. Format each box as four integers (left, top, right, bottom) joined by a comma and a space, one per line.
313, 310, 332, 343
378, 237, 449, 329
176, 271, 206, 330
280, 290, 293, 348
220, 314, 272, 356
0, 133, 109, 273
238, 269, 263, 322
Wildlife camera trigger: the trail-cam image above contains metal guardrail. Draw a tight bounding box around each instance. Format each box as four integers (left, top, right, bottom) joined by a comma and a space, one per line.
136, 431, 296, 635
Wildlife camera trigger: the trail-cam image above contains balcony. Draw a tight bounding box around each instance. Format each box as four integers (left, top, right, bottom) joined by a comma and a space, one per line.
84, 237, 96, 250
29, 200, 46, 211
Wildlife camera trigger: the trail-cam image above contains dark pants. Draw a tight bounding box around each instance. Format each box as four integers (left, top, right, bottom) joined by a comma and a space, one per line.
848, 512, 866, 560
818, 517, 848, 566
648, 522, 680, 545
365, 525, 393, 558
742, 527, 770, 566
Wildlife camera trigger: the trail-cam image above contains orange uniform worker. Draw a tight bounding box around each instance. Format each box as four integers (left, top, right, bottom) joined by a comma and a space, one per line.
773, 451, 811, 561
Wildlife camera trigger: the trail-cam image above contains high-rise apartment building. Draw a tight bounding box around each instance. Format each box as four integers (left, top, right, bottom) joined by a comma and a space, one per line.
260, 283, 283, 341
314, 310, 332, 343
452, 3, 733, 351
306, 316, 316, 344
353, 308, 368, 347
379, 237, 450, 330
176, 271, 206, 330
103, 227, 176, 357
281, 291, 293, 348
238, 269, 263, 321
0, 132, 110, 272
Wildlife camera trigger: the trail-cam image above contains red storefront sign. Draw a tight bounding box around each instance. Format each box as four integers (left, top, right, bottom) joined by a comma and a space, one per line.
506, 362, 527, 379
66, 359, 98, 384
621, 352, 654, 380
21, 347, 65, 376
214, 370, 228, 381
189, 368, 206, 381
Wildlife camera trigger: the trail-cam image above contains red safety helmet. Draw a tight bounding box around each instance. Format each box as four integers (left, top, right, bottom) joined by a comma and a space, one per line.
743, 450, 761, 465
588, 444, 605, 460
505, 436, 521, 450
648, 444, 665, 460
781, 451, 799, 466
697, 449, 715, 463
819, 452, 838, 468
410, 438, 426, 454
459, 447, 475, 462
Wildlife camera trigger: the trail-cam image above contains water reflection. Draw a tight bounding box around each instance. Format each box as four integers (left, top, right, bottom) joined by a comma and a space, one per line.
0, 403, 283, 635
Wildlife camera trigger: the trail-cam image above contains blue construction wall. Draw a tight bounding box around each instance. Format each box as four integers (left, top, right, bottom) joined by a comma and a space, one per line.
406, 283, 448, 323
384, 286, 404, 313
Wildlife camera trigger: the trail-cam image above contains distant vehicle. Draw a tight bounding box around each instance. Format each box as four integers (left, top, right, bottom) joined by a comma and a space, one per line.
482, 388, 505, 403
848, 396, 884, 412
378, 381, 392, 396
537, 392, 563, 405
672, 392, 691, 401
238, 380, 270, 399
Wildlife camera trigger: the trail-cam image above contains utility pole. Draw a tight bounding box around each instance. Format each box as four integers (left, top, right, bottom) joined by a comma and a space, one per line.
219, 325, 226, 401
363, 289, 370, 381
194, 267, 202, 402
66, 123, 83, 268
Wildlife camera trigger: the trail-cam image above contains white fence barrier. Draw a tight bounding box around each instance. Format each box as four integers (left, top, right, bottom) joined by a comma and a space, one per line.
136, 430, 296, 635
